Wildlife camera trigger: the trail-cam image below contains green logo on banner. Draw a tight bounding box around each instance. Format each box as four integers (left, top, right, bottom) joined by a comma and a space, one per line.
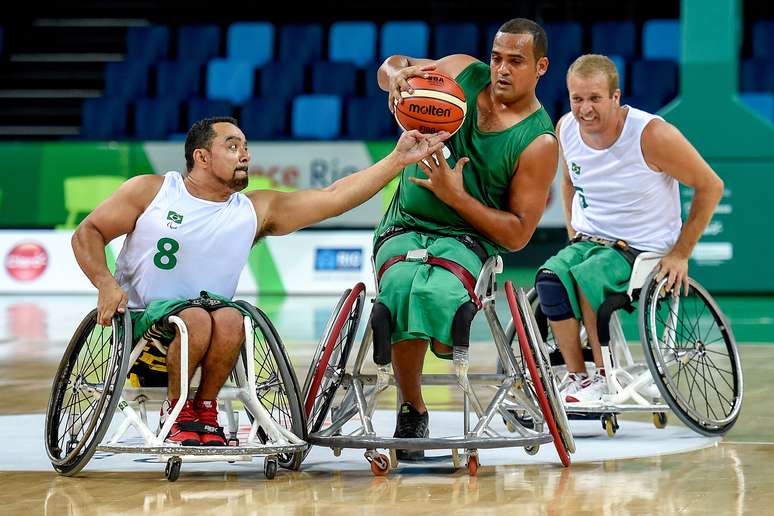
571, 162, 581, 175
167, 211, 184, 224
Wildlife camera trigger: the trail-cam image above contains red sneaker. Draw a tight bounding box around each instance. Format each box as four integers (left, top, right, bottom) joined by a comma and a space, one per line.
194, 399, 226, 446
159, 398, 200, 446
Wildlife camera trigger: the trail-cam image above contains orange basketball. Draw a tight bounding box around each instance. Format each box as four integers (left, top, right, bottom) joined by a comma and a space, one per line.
394, 72, 467, 135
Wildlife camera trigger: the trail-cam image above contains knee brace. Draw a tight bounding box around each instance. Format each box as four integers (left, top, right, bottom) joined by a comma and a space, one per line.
451, 301, 478, 349
371, 302, 392, 366
535, 270, 574, 321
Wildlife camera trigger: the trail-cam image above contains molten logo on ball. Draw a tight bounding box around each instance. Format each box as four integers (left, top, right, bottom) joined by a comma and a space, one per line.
5, 242, 48, 281
408, 104, 452, 117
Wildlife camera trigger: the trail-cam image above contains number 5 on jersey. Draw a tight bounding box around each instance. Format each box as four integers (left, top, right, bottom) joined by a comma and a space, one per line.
154, 238, 179, 270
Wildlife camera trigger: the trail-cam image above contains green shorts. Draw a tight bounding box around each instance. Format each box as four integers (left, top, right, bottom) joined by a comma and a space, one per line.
539, 241, 634, 320
374, 231, 483, 358
128, 291, 247, 386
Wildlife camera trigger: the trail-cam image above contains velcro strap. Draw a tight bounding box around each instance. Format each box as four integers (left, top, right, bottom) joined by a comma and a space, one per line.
176, 421, 226, 438
378, 254, 481, 309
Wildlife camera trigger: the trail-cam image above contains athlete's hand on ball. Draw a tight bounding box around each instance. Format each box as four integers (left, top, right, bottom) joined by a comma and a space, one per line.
411, 150, 470, 206
97, 280, 128, 326
655, 252, 690, 297
394, 130, 450, 168
389, 63, 437, 113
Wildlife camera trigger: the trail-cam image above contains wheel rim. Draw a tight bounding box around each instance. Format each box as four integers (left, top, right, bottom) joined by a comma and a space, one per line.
642, 276, 743, 430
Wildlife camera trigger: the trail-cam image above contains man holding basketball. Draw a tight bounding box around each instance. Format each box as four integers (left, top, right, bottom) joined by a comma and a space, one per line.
374, 18, 558, 459
72, 117, 448, 446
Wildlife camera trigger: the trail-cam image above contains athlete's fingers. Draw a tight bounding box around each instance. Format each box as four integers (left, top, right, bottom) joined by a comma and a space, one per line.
409, 177, 433, 189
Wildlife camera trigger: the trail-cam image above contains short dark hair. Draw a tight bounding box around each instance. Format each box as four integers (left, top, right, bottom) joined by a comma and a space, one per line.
184, 116, 238, 172
497, 18, 548, 61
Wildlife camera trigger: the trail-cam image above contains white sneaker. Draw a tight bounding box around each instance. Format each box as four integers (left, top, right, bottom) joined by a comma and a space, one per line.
559, 372, 588, 399
565, 372, 608, 403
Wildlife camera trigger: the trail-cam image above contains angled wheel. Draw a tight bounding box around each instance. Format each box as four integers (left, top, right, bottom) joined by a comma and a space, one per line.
45, 310, 132, 476
638, 273, 743, 436
236, 301, 306, 470
505, 281, 575, 467
302, 283, 365, 434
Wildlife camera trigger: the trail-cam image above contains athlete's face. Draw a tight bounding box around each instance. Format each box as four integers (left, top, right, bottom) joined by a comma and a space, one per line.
207, 123, 251, 191
568, 72, 621, 134
489, 32, 547, 103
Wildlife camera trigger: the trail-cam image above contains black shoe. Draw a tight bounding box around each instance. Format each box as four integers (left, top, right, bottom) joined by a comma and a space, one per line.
393, 402, 429, 461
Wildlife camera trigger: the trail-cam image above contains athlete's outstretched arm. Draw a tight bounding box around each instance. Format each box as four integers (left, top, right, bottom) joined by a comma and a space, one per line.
250, 130, 449, 238
72, 174, 163, 325
641, 119, 724, 295
411, 134, 558, 251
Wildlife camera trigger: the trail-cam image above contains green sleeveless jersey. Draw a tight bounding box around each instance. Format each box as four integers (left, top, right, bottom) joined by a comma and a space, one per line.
375, 62, 555, 256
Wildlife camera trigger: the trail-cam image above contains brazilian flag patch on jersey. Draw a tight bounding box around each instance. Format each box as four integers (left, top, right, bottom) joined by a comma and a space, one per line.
167, 210, 184, 224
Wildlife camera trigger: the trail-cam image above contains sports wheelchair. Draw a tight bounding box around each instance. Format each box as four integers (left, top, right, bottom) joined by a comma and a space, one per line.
506, 252, 743, 437
44, 301, 306, 481
301, 255, 576, 476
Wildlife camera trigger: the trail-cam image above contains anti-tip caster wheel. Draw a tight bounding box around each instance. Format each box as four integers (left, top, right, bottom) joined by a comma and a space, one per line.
602, 414, 619, 438
165, 456, 182, 482
369, 453, 390, 477
264, 457, 278, 480
466, 454, 479, 477
524, 445, 540, 456
653, 412, 668, 429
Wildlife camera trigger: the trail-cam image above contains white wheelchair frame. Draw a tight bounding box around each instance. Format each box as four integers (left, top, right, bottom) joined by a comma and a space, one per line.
46, 307, 306, 481
304, 256, 575, 476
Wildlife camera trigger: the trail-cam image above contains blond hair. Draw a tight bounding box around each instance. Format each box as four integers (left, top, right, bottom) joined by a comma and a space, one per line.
567, 54, 620, 95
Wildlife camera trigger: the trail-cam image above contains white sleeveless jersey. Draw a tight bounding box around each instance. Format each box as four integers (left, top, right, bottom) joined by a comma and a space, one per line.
560, 106, 681, 253
114, 172, 257, 309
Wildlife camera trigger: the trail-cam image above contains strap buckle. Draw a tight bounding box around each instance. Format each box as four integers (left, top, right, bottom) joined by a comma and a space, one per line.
405, 249, 429, 262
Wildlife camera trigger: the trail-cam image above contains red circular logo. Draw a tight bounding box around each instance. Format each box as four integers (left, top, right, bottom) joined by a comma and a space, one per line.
5, 242, 49, 281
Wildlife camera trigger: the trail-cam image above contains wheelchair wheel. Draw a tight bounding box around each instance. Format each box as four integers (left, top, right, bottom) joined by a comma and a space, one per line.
236, 301, 306, 470
638, 273, 743, 436
505, 282, 575, 467
302, 283, 365, 435
45, 310, 131, 476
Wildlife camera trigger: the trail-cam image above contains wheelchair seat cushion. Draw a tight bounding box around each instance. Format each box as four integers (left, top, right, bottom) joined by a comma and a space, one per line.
374, 230, 483, 357
539, 241, 633, 320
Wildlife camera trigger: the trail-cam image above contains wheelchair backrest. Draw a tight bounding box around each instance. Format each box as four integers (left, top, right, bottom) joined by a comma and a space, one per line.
627, 252, 664, 298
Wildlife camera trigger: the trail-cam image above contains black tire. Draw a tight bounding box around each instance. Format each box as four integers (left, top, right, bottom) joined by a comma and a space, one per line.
638, 272, 743, 436
302, 284, 364, 436
45, 310, 131, 476
236, 301, 306, 470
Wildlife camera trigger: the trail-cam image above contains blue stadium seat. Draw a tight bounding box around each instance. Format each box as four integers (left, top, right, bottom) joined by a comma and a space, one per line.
258, 61, 305, 100
134, 98, 179, 139
752, 21, 774, 60
157, 60, 201, 100
537, 69, 567, 113
739, 92, 774, 122
630, 59, 678, 105
346, 96, 395, 139
127, 25, 169, 65
484, 22, 500, 57
624, 93, 666, 114
0, 26, 4, 57
227, 22, 274, 67
104, 60, 148, 101
240, 97, 288, 140
81, 98, 127, 139
642, 19, 680, 61
364, 63, 384, 97
329, 21, 376, 67
291, 95, 342, 139
279, 24, 323, 65
311, 61, 357, 97
380, 21, 429, 61
591, 21, 636, 58
206, 59, 255, 104
186, 99, 234, 128
433, 23, 479, 59
609, 54, 627, 94
178, 24, 221, 65
740, 58, 774, 92
544, 22, 583, 68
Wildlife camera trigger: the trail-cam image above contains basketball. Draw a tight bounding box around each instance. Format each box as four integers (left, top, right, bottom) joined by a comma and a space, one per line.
394, 72, 467, 135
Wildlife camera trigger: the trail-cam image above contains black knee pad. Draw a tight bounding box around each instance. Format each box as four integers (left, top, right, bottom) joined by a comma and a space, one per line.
451, 301, 478, 349
535, 269, 574, 321
371, 302, 392, 366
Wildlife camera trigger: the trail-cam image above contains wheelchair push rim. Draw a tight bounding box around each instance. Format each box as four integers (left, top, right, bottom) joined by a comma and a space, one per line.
505, 281, 574, 467
638, 272, 743, 435
236, 301, 307, 470
45, 310, 131, 475
303, 282, 365, 435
